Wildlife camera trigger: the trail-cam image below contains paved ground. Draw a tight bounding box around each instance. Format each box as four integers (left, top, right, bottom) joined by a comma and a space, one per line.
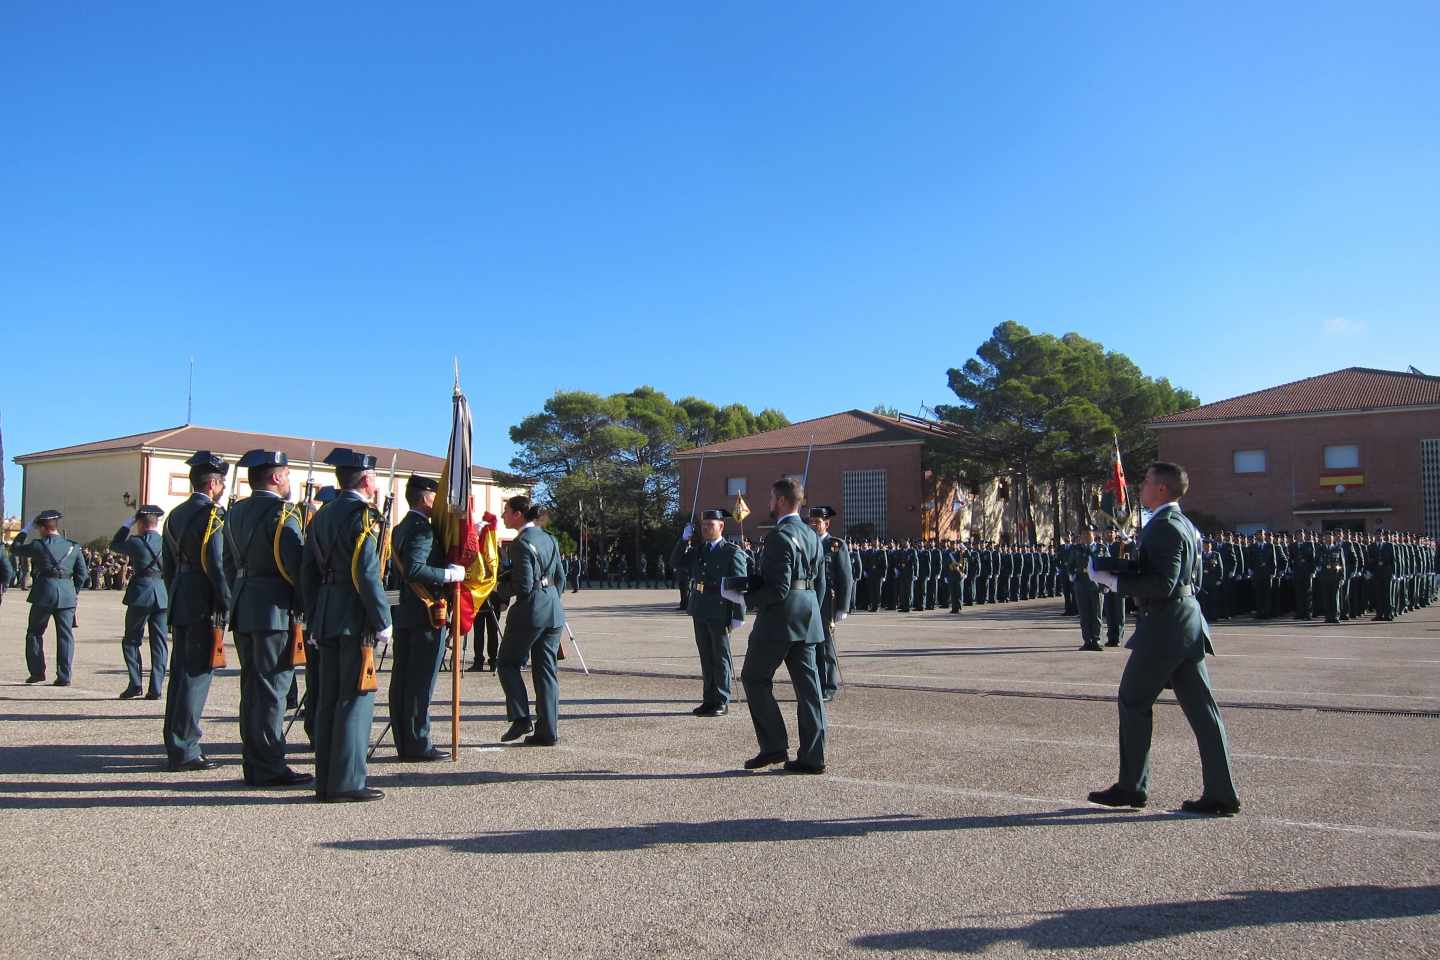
1, 587, 1437, 959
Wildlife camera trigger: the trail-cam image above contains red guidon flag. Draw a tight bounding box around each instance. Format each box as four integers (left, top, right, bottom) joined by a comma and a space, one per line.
1105, 435, 1127, 511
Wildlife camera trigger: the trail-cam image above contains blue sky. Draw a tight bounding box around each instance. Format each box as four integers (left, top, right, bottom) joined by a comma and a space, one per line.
3, 2, 1437, 508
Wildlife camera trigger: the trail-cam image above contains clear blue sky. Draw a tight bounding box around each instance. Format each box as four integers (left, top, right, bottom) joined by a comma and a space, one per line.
3, 2, 1437, 508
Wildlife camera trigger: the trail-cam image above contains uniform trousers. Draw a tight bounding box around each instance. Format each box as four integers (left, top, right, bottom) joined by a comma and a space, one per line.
121, 606, 167, 695
25, 604, 76, 682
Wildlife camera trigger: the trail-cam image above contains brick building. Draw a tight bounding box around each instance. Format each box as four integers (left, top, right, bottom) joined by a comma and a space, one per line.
675, 410, 1054, 543
1149, 367, 1440, 535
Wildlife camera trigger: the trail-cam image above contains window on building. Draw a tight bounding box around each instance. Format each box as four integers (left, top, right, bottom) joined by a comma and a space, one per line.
842, 469, 888, 540
1323, 444, 1360, 470
1233, 450, 1267, 474
167, 473, 189, 496
726, 477, 747, 496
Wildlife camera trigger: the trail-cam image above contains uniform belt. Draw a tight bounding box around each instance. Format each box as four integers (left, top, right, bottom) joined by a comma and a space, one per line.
41, 571, 68, 579
792, 578, 814, 590
539, 577, 551, 588
134, 573, 161, 580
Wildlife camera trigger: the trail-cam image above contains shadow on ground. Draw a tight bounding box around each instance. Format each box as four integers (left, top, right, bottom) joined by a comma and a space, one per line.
850, 884, 1440, 952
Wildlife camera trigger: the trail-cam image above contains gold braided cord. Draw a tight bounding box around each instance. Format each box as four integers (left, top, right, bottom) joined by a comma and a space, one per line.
350, 510, 380, 593
273, 504, 300, 586
199, 507, 224, 575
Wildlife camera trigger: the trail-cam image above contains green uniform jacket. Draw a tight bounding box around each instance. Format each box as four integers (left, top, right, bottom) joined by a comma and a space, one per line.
817, 535, 853, 623
110, 528, 167, 611
1115, 504, 1213, 658
497, 525, 565, 633
0, 544, 14, 585
390, 510, 450, 629
163, 493, 231, 627
300, 492, 391, 639
676, 537, 746, 624
223, 492, 305, 633
15, 534, 87, 609
744, 514, 824, 647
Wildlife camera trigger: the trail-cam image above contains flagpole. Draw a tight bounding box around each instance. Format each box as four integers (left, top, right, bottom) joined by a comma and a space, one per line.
451, 371, 463, 762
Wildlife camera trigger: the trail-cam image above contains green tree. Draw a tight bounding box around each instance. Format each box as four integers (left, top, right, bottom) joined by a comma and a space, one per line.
934, 322, 1198, 533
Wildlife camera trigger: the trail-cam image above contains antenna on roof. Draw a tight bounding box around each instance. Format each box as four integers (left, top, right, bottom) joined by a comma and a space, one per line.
1408, 365, 1426, 376
186, 357, 195, 424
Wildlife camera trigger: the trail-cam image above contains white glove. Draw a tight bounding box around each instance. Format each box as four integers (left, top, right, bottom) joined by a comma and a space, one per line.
837, 612, 848, 622
375, 626, 393, 647
119, 514, 134, 529
728, 619, 742, 632
443, 564, 466, 583
682, 524, 694, 541
1087, 558, 1119, 592
720, 586, 744, 607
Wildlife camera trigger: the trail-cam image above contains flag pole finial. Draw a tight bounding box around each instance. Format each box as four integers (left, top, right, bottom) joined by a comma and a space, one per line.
453, 357, 461, 396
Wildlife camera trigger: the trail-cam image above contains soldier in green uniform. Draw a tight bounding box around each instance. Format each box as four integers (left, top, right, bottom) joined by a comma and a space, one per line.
1290, 530, 1317, 620
1316, 530, 1347, 624
15, 510, 89, 685
723, 478, 827, 774
388, 475, 465, 760
807, 506, 853, 703
1087, 461, 1240, 817
0, 540, 13, 590
1103, 530, 1128, 647
674, 508, 747, 716
1072, 527, 1104, 651
223, 450, 311, 787
110, 505, 168, 699
946, 542, 968, 614
300, 448, 391, 802
495, 494, 567, 745
161, 452, 231, 770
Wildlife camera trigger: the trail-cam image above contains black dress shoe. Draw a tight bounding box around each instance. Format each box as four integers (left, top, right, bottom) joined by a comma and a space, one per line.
743, 750, 787, 770
405, 747, 448, 762
256, 769, 314, 787
697, 703, 728, 717
1104, 640, 1120, 647
1180, 797, 1240, 817
691, 703, 712, 716
52, 678, 71, 687
25, 675, 45, 684
1079, 643, 1102, 651
467, 661, 485, 673
169, 757, 221, 772
1087, 784, 1147, 808
119, 687, 143, 699
144, 691, 161, 700
328, 788, 385, 802
521, 734, 559, 746
500, 720, 534, 742
783, 760, 825, 775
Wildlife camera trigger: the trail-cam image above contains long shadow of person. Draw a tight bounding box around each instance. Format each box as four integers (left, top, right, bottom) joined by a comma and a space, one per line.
850, 884, 1440, 953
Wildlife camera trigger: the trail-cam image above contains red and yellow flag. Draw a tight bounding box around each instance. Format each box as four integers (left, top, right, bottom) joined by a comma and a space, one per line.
432, 376, 497, 636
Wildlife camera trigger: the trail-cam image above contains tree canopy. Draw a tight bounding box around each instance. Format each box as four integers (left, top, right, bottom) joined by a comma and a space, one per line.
931, 322, 1199, 527
509, 387, 787, 564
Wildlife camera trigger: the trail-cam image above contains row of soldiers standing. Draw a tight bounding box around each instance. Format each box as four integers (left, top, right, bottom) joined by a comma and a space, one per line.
1197, 529, 1437, 624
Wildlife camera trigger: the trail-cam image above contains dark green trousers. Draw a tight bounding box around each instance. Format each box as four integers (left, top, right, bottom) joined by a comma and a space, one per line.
691, 619, 733, 706
236, 630, 293, 782
314, 635, 374, 797
389, 625, 447, 757
1117, 649, 1237, 805
162, 622, 215, 765
122, 605, 168, 695
26, 604, 76, 682
1075, 581, 1102, 644
741, 639, 826, 768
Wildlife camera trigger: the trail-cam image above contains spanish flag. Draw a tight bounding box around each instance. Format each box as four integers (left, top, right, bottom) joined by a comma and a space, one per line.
432, 371, 497, 636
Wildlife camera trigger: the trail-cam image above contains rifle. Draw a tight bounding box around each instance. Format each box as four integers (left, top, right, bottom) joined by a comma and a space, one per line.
284, 441, 318, 670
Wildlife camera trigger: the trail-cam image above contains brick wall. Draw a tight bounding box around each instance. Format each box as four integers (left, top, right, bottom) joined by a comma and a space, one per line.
1154, 408, 1440, 532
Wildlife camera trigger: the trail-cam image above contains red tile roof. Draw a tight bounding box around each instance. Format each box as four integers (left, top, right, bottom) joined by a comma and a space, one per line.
15, 424, 502, 479
1151, 367, 1440, 426
676, 410, 966, 457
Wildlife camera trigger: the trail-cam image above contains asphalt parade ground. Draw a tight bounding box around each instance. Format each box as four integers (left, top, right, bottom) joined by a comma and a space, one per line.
1, 588, 1437, 959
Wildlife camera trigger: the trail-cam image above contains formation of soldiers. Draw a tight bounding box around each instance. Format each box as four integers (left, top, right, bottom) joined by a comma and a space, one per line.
849, 539, 1064, 614
1196, 528, 1437, 624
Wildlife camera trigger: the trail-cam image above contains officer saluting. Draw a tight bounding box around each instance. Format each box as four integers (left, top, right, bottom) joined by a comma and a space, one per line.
674, 508, 747, 716
110, 505, 168, 699
224, 449, 311, 788
388, 474, 466, 760
301, 448, 392, 802
162, 452, 232, 770
14, 509, 88, 685
806, 506, 852, 703
722, 478, 828, 774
